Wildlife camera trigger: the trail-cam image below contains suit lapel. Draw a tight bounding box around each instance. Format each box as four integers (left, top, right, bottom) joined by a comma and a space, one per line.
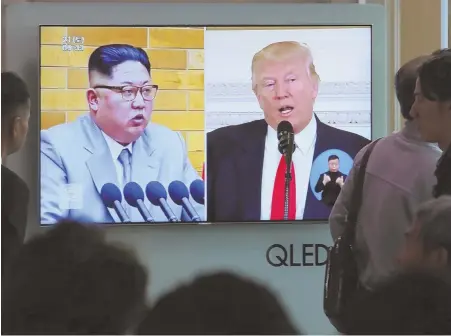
304, 116, 331, 220
81, 116, 121, 223
235, 119, 267, 221
312, 116, 328, 159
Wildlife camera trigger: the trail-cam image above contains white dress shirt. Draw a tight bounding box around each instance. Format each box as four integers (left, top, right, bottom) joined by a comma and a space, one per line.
101, 131, 134, 188
260, 116, 317, 220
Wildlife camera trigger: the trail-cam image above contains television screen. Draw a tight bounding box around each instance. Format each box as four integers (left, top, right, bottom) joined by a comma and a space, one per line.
39, 25, 371, 225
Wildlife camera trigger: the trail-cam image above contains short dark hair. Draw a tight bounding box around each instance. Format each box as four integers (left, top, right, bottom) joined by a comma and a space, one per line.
2, 220, 148, 334
394, 56, 429, 120
1, 71, 30, 127
328, 155, 339, 161
418, 53, 451, 102
343, 271, 451, 334
432, 48, 451, 56
88, 44, 151, 78
136, 271, 300, 335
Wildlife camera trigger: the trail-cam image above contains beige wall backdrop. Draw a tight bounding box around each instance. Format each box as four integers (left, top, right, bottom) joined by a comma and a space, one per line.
2, 0, 446, 173
397, 0, 444, 130
4, 0, 446, 135
368, 0, 444, 131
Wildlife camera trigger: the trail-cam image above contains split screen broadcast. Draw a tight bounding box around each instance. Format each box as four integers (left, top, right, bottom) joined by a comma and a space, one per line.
40, 25, 372, 225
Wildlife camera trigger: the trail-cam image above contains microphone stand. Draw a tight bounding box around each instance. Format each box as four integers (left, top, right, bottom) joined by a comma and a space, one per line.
279, 132, 295, 221
284, 162, 292, 221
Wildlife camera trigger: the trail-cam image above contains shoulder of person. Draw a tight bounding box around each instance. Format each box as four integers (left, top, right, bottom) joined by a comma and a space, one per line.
146, 122, 181, 139
352, 139, 381, 167
389, 130, 442, 167
207, 119, 266, 144
41, 113, 87, 141
139, 123, 188, 157
206, 120, 267, 162
317, 120, 370, 146
1, 166, 29, 211
2, 166, 28, 193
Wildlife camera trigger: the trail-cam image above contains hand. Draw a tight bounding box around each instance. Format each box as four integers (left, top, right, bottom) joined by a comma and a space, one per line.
323, 174, 331, 185
336, 176, 344, 187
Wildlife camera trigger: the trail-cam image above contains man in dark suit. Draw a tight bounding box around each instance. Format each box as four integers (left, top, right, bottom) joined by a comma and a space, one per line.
1, 72, 31, 275
207, 41, 369, 222
314, 154, 347, 207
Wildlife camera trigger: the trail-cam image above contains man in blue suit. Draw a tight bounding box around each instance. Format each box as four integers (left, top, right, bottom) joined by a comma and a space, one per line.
207, 41, 369, 222
41, 44, 205, 224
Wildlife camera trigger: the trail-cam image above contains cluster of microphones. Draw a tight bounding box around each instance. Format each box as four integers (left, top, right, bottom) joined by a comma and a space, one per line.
100, 180, 205, 224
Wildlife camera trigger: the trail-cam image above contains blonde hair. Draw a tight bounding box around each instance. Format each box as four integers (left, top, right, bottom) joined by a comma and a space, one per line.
251, 41, 319, 90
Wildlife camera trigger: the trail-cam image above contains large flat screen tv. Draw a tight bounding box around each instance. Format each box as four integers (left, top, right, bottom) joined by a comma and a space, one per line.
39, 25, 372, 225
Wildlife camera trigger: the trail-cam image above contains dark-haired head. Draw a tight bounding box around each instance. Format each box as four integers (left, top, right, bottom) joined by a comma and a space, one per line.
432, 48, 451, 56
394, 55, 429, 120
87, 44, 156, 145
136, 271, 300, 335
410, 53, 451, 150
2, 220, 148, 334
418, 54, 451, 102
328, 154, 340, 172
88, 44, 150, 79
343, 270, 451, 334
328, 154, 339, 161
1, 71, 30, 159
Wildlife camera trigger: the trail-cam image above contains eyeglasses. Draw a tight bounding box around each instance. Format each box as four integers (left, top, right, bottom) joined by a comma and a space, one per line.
93, 84, 159, 101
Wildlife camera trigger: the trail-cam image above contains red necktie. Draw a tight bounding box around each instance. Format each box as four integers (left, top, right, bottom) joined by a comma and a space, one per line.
270, 157, 296, 220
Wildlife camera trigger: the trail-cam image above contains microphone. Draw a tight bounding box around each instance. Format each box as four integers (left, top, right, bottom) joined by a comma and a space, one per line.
145, 181, 180, 222
277, 121, 295, 221
277, 120, 295, 167
190, 179, 205, 205
168, 180, 201, 222
123, 182, 155, 223
100, 183, 131, 223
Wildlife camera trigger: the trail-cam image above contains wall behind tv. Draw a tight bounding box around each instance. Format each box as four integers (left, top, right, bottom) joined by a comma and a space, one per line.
3, 1, 446, 334
3, 0, 445, 131
4, 2, 383, 334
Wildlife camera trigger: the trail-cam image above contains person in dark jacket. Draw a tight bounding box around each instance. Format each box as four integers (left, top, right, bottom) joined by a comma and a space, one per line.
1, 71, 31, 275
343, 270, 451, 335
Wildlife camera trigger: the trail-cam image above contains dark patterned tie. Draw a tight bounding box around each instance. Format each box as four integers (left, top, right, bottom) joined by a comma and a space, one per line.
118, 149, 132, 215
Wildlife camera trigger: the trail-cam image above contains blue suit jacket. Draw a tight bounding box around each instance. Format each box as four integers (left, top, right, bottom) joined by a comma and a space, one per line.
40, 115, 205, 224
206, 116, 370, 222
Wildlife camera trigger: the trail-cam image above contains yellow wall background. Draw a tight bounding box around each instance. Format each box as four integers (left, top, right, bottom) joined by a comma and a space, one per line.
40, 26, 205, 174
